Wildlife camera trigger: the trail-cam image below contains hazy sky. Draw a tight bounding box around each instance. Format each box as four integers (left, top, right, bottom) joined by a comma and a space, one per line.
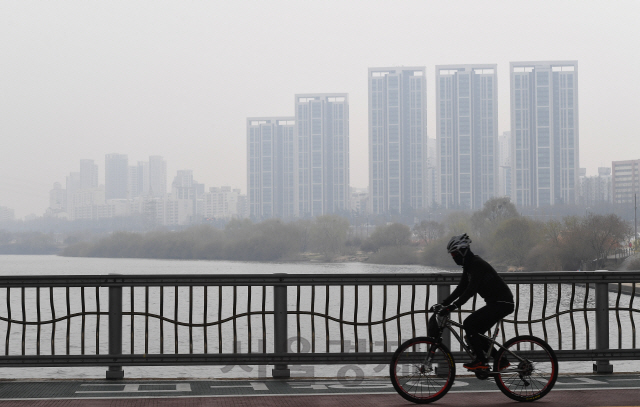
2, 0, 639, 218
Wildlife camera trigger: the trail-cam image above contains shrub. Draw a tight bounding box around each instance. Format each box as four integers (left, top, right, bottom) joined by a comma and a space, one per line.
627, 256, 640, 271
421, 237, 456, 268
361, 223, 411, 252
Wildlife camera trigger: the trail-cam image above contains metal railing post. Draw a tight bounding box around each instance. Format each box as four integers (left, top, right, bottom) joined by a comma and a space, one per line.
594, 282, 613, 373
106, 279, 124, 380
272, 273, 290, 378
437, 284, 451, 350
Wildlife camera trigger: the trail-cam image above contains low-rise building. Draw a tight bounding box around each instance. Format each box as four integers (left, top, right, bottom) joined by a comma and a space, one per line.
579, 167, 612, 206
350, 187, 369, 214
612, 160, 640, 204
204, 187, 246, 220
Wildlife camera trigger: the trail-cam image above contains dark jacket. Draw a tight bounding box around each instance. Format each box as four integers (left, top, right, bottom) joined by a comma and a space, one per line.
442, 254, 513, 308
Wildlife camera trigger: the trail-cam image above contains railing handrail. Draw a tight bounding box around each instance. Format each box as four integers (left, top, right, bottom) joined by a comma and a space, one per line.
1, 269, 640, 378
1, 270, 640, 287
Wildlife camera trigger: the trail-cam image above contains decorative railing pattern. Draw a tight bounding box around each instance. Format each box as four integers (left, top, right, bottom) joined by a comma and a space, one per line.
0, 271, 639, 378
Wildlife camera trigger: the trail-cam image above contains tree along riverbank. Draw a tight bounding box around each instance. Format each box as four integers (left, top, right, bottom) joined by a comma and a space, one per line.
59, 198, 636, 270
0, 230, 61, 254
61, 217, 356, 263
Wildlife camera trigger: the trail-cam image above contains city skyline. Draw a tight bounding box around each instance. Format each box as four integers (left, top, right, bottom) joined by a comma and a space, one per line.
2, 1, 639, 218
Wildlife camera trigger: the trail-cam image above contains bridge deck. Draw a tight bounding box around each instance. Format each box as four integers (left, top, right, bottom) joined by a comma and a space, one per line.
0, 374, 639, 406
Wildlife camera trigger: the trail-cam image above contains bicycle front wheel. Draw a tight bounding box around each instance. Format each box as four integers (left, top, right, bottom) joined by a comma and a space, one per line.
390, 337, 455, 404
494, 335, 558, 402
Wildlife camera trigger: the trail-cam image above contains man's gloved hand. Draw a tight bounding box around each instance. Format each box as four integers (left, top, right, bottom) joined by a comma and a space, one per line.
431, 304, 444, 314
438, 304, 458, 315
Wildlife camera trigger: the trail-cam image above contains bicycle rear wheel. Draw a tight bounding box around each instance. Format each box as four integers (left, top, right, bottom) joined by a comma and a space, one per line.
390, 337, 455, 404
494, 335, 558, 402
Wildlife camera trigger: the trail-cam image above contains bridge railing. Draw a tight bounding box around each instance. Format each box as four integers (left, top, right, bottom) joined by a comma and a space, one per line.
0, 271, 638, 378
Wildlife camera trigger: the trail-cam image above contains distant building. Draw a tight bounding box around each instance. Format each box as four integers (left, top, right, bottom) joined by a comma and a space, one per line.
172, 169, 204, 221
205, 186, 246, 220
499, 166, 512, 199
612, 160, 640, 204
129, 161, 149, 198
70, 187, 106, 220
149, 155, 167, 198
0, 206, 15, 222
579, 167, 612, 206
45, 182, 68, 218
237, 194, 249, 219
247, 117, 295, 220
152, 198, 193, 226
498, 131, 512, 198
350, 187, 369, 214
49, 182, 66, 211
105, 153, 129, 200
295, 94, 350, 217
437, 64, 498, 209
65, 171, 81, 216
79, 159, 99, 190
426, 138, 438, 207
368, 67, 428, 214
511, 61, 579, 207
129, 166, 141, 198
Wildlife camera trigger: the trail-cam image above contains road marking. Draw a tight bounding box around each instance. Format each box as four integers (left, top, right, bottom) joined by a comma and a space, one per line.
287, 380, 394, 390
452, 380, 470, 387
210, 382, 269, 391
556, 377, 608, 385
76, 383, 192, 393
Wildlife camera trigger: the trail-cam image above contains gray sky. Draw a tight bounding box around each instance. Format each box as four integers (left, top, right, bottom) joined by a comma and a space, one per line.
2, 0, 639, 218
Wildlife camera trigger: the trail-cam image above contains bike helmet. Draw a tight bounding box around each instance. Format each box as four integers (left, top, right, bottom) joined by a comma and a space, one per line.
446, 233, 472, 256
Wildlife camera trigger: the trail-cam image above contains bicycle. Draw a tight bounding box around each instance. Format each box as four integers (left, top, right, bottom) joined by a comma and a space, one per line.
390, 305, 558, 403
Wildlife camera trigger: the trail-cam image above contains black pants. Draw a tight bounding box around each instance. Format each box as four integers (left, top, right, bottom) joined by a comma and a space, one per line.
463, 302, 514, 361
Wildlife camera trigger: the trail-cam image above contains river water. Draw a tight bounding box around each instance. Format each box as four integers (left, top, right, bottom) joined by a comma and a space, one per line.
0, 255, 637, 379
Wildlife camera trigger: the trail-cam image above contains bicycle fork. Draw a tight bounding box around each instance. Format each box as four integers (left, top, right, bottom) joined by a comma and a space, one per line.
420, 342, 440, 374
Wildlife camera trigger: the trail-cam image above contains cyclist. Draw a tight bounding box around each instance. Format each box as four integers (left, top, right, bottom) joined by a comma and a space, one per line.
434, 233, 514, 371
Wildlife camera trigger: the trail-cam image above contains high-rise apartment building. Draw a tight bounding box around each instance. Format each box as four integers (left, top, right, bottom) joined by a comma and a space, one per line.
437, 64, 498, 209
172, 170, 204, 200
368, 67, 427, 214
247, 117, 295, 219
426, 138, 438, 207
295, 94, 349, 217
65, 172, 80, 214
149, 156, 167, 198
171, 169, 204, 219
105, 154, 129, 200
129, 161, 149, 198
79, 159, 99, 190
511, 61, 579, 207
498, 131, 512, 198
612, 160, 640, 204
49, 182, 66, 211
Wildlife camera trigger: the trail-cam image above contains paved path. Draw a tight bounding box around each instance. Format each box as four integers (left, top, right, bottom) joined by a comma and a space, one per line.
0, 374, 639, 406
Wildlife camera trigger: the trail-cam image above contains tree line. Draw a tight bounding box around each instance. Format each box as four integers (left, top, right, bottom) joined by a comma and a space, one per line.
62, 216, 354, 262
0, 230, 60, 254
410, 198, 633, 271
59, 198, 635, 270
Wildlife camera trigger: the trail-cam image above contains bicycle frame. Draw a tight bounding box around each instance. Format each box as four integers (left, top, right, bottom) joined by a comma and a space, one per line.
436, 314, 528, 369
